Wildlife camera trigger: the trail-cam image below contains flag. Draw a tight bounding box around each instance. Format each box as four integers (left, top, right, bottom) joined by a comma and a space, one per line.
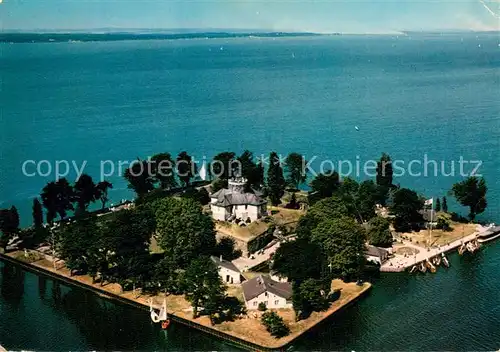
199, 163, 207, 181
424, 198, 433, 206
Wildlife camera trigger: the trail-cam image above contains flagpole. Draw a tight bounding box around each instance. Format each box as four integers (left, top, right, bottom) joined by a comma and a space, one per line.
428, 197, 434, 246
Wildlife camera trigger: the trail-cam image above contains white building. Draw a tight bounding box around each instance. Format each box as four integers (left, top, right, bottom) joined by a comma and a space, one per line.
210, 177, 267, 223
210, 255, 243, 284
365, 245, 390, 265
242, 275, 293, 310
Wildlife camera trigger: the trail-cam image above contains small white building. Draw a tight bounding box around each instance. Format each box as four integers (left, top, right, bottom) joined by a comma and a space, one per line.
242, 275, 293, 310
210, 255, 243, 284
210, 177, 267, 223
365, 245, 390, 265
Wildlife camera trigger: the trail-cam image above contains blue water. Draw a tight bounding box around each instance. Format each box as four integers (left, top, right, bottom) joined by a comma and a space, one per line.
1, 34, 499, 226
2, 241, 500, 350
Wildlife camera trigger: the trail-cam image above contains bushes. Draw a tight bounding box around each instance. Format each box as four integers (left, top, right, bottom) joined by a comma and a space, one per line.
258, 302, 267, 311
261, 311, 290, 338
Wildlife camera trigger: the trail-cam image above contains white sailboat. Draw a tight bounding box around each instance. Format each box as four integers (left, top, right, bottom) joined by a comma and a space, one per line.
199, 162, 207, 181
150, 298, 168, 323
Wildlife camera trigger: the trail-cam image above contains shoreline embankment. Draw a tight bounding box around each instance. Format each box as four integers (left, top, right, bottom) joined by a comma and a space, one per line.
0, 251, 371, 352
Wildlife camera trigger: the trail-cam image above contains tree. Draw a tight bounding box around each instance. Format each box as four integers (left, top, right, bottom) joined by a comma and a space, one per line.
284, 153, 307, 190
391, 188, 424, 232
212, 152, 237, 180
309, 171, 340, 201
237, 150, 263, 189
436, 213, 452, 231
267, 152, 286, 205
0, 207, 20, 250
124, 160, 155, 197
375, 153, 394, 205
292, 278, 329, 320
450, 177, 487, 221
73, 174, 97, 214
176, 151, 197, 187
336, 178, 377, 223
95, 181, 113, 210
435, 198, 441, 212
214, 237, 242, 261
153, 256, 184, 295
100, 206, 155, 282
151, 153, 177, 189
58, 216, 99, 275
311, 216, 366, 281
271, 237, 326, 282
211, 178, 228, 193
367, 216, 393, 248
183, 257, 226, 321
154, 197, 216, 267
261, 311, 290, 338
442, 196, 448, 213
286, 192, 300, 209
295, 196, 351, 239
32, 198, 44, 229
40, 178, 75, 223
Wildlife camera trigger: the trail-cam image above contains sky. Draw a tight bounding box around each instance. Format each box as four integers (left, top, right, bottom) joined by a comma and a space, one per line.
1, 0, 499, 33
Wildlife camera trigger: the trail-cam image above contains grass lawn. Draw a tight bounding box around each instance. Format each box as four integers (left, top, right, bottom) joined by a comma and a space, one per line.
400, 222, 477, 247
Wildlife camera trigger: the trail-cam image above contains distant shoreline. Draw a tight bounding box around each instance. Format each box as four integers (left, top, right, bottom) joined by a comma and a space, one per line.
2, 30, 498, 44
0, 31, 323, 44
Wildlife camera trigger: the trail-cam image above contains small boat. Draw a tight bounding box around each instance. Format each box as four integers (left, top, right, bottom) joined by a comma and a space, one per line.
477, 225, 500, 243
433, 255, 441, 266
355, 126, 360, 131
458, 243, 466, 255
441, 253, 450, 268
150, 298, 169, 328
419, 262, 427, 273
426, 259, 436, 273
409, 265, 418, 274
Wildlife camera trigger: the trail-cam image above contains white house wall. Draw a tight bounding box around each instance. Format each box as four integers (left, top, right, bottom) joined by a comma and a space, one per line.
246, 291, 292, 310
211, 204, 227, 221
218, 267, 241, 284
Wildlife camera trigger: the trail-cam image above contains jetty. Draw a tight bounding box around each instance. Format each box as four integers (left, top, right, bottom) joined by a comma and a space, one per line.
381, 225, 492, 273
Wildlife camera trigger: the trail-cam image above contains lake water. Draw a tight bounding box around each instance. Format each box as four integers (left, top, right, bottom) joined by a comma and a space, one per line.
1, 34, 499, 225
1, 33, 499, 350
1, 241, 499, 350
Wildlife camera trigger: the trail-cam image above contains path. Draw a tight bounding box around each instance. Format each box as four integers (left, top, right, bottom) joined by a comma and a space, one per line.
232, 241, 281, 272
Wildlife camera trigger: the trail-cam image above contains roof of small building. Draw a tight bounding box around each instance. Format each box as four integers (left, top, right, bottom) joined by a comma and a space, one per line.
365, 245, 389, 258
210, 188, 266, 207
241, 274, 293, 301
210, 255, 240, 273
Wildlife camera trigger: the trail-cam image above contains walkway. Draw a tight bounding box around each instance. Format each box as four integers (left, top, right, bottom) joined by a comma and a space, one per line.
232, 241, 281, 272
380, 225, 487, 272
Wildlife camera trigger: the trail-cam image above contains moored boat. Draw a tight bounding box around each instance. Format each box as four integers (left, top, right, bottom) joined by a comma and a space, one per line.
441, 253, 450, 267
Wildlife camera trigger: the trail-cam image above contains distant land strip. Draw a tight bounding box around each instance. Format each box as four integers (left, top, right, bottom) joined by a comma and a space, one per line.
0, 31, 324, 43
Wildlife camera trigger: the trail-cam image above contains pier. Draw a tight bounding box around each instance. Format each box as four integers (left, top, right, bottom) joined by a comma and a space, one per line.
381, 225, 490, 273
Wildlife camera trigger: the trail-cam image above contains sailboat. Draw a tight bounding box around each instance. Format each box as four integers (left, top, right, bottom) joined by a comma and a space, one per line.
441, 253, 450, 268
150, 298, 170, 329
199, 162, 207, 181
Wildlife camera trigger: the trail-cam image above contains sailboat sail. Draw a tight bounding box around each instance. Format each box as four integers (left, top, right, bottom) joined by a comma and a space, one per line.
199, 162, 207, 181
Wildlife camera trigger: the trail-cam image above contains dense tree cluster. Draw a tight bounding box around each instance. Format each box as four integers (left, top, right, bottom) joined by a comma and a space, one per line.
366, 216, 393, 248
40, 175, 113, 223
